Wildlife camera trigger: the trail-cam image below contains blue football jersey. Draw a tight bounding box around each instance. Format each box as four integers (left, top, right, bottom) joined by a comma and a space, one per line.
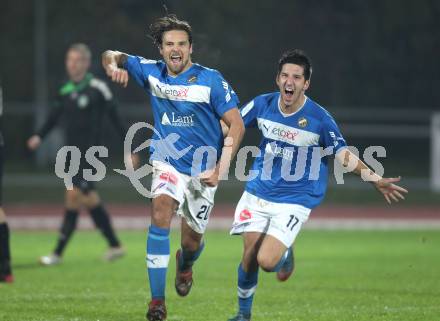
241, 92, 347, 208
124, 55, 239, 176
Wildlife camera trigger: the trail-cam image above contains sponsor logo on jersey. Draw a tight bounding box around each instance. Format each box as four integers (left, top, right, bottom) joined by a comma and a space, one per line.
257, 118, 320, 146
149, 75, 210, 103
271, 127, 299, 142
161, 112, 195, 127
298, 117, 308, 128
155, 83, 189, 99
265, 142, 294, 160
239, 209, 252, 221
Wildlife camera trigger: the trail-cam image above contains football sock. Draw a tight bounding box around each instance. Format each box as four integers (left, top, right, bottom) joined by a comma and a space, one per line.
54, 210, 79, 256
146, 224, 170, 300
89, 204, 120, 247
272, 247, 291, 272
178, 241, 205, 271
237, 263, 258, 316
0, 223, 11, 275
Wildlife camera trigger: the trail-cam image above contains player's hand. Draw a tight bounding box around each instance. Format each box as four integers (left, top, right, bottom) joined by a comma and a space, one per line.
199, 167, 220, 187
106, 65, 129, 88
373, 176, 408, 204
27, 135, 41, 150
220, 119, 229, 138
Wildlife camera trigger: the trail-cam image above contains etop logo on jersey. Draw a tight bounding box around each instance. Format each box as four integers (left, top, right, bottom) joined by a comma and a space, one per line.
155, 83, 189, 99
271, 127, 299, 142
161, 112, 195, 127
258, 118, 320, 146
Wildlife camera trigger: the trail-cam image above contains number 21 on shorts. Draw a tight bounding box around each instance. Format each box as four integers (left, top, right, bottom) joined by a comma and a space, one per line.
196, 205, 211, 221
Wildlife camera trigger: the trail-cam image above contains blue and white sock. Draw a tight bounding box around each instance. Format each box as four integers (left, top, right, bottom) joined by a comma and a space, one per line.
272, 248, 291, 272
146, 224, 170, 300
237, 263, 258, 316
179, 242, 205, 271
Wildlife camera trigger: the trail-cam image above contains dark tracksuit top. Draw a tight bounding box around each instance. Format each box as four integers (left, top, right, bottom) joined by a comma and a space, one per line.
36, 73, 127, 190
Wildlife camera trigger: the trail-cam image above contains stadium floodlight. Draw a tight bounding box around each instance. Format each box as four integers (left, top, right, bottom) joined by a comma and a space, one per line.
431, 113, 440, 192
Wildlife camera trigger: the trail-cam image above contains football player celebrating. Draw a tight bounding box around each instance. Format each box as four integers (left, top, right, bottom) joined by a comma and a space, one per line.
102, 14, 244, 321
225, 49, 408, 321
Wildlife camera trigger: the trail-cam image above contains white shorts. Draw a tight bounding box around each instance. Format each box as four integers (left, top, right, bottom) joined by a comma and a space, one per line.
230, 191, 311, 248
151, 161, 217, 234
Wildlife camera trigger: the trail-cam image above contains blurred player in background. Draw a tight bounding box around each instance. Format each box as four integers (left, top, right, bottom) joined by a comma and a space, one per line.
102, 14, 244, 321
225, 49, 408, 321
27, 43, 133, 266
0, 80, 13, 283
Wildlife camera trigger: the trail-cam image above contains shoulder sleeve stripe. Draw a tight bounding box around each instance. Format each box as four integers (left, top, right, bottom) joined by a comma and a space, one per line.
139, 57, 157, 65
240, 100, 254, 117
90, 78, 113, 101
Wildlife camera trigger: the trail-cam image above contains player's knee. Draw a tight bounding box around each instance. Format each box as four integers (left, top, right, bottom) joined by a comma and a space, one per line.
181, 238, 201, 252
181, 233, 202, 252
151, 197, 175, 228
257, 253, 278, 272
65, 189, 81, 209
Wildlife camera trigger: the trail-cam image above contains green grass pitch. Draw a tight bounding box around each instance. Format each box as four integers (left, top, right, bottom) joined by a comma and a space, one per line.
1, 230, 439, 321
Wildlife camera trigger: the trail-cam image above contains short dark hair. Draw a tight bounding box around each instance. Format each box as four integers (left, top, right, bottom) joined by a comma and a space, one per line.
149, 14, 192, 47
278, 49, 312, 80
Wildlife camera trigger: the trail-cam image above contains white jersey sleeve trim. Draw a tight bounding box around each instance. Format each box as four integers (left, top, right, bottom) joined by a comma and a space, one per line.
240, 100, 255, 117
139, 57, 157, 64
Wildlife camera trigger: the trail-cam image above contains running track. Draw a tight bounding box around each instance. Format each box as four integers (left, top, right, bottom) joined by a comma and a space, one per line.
5, 204, 440, 230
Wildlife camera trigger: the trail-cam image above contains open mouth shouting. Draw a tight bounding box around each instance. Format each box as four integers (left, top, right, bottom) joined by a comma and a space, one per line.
170, 53, 182, 65
284, 87, 294, 99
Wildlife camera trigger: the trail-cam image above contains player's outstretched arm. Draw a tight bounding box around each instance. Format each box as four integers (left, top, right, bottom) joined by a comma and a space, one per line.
101, 50, 130, 87
335, 149, 408, 204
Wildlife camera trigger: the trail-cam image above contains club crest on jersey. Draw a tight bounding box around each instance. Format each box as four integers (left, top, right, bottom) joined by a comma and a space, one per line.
298, 117, 308, 128
239, 209, 252, 221
187, 75, 197, 83
77, 94, 89, 109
